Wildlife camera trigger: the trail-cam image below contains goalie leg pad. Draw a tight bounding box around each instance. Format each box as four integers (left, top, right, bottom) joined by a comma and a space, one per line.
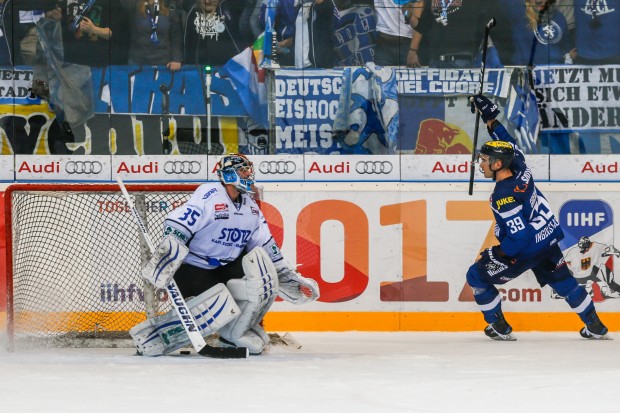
142, 235, 189, 289
130, 283, 240, 356
218, 247, 278, 354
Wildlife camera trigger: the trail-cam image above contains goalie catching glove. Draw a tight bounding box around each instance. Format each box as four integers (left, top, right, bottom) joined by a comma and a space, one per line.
275, 260, 320, 304
142, 235, 189, 288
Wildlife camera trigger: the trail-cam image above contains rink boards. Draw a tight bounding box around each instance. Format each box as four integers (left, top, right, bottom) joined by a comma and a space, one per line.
2, 182, 620, 332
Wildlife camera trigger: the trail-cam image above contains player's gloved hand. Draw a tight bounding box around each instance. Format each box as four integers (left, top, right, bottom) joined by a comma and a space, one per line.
479, 246, 515, 269
470, 94, 500, 123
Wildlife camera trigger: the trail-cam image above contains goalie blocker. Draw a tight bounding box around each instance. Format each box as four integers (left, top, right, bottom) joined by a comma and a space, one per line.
142, 235, 189, 289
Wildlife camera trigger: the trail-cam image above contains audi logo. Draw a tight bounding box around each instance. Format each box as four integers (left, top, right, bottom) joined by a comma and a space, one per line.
355, 161, 394, 174
164, 161, 202, 174
65, 161, 103, 174
259, 161, 296, 174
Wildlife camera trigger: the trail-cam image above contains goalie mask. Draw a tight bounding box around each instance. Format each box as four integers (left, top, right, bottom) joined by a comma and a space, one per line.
578, 236, 592, 254
216, 153, 255, 193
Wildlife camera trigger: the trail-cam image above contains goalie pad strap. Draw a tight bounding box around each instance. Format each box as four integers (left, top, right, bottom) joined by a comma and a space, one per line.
142, 235, 189, 289
130, 283, 239, 356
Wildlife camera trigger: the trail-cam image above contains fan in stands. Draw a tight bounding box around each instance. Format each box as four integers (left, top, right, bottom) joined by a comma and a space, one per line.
130, 153, 320, 356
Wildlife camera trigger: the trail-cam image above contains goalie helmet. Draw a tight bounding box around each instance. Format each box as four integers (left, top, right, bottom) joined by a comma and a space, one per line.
216, 153, 255, 194
578, 236, 592, 254
479, 140, 514, 169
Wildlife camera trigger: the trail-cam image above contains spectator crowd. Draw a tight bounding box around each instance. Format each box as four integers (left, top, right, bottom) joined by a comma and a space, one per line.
0, 0, 619, 70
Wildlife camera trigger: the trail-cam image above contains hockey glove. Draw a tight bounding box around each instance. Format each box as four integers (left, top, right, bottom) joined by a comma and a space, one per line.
470, 94, 500, 123
478, 246, 515, 278
142, 235, 189, 289
276, 264, 320, 305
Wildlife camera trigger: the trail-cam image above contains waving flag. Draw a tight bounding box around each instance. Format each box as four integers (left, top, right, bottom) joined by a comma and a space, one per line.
218, 47, 268, 128
332, 63, 399, 154
506, 83, 539, 153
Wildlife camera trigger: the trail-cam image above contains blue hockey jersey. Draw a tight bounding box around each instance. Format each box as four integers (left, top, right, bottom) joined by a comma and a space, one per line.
488, 123, 563, 258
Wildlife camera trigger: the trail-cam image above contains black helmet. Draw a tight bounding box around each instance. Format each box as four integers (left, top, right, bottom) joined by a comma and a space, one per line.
578, 236, 592, 253
480, 140, 514, 168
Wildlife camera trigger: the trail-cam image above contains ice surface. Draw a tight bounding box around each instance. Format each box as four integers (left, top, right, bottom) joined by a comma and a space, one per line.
1, 332, 619, 413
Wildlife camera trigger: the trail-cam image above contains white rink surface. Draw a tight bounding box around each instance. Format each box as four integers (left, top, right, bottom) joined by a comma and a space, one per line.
1, 332, 619, 413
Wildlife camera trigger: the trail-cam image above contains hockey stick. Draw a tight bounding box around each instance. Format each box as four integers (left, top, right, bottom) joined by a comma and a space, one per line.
160, 85, 172, 155
468, 17, 496, 196
117, 177, 248, 359
205, 66, 212, 154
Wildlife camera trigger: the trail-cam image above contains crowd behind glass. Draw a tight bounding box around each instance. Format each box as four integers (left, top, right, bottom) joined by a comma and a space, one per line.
0, 0, 618, 155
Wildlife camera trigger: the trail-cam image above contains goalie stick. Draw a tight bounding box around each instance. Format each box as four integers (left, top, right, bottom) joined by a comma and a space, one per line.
117, 177, 248, 359
468, 17, 497, 196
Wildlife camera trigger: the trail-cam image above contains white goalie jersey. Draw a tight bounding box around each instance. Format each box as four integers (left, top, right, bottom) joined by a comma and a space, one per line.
565, 242, 609, 280
164, 182, 283, 269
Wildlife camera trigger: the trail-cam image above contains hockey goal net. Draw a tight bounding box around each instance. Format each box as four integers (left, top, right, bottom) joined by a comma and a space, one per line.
5, 183, 199, 350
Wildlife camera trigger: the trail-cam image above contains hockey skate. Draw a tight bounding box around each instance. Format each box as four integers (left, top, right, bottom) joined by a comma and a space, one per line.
580, 312, 611, 340
484, 316, 516, 341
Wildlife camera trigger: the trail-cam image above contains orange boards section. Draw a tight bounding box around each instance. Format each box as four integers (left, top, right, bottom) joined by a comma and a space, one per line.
264, 312, 620, 332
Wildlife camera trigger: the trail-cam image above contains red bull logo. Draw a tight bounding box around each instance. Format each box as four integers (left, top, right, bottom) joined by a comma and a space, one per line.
414, 119, 472, 154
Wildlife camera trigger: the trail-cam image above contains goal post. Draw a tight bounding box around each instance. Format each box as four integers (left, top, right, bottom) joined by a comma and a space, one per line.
4, 183, 199, 350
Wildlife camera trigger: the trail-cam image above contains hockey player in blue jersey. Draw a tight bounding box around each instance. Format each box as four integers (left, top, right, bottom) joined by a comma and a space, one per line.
466, 95, 609, 341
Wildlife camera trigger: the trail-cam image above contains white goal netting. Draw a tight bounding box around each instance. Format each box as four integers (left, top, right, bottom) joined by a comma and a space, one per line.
6, 184, 197, 349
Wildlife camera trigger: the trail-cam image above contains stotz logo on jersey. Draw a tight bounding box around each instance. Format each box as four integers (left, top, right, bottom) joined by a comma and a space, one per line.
495, 196, 515, 210
215, 203, 228, 212
214, 228, 252, 247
